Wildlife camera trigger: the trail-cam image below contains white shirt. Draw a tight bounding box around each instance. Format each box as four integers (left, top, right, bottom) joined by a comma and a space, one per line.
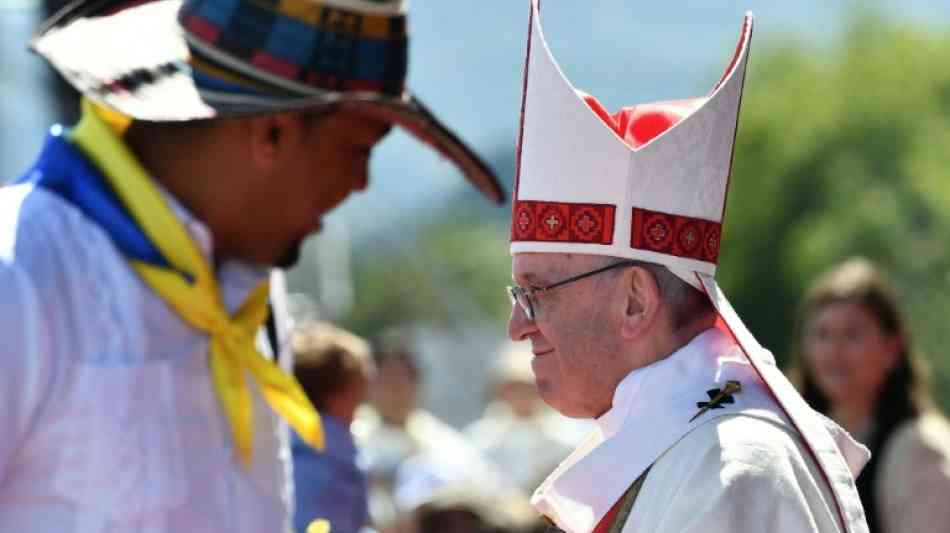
532, 328, 867, 533
0, 182, 295, 533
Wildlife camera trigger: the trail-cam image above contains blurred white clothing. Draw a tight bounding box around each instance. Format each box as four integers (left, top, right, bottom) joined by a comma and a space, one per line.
464, 402, 574, 491
0, 183, 295, 533
353, 406, 512, 522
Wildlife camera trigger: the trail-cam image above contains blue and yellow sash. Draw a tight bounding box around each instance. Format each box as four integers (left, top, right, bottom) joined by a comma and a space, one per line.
18, 100, 324, 467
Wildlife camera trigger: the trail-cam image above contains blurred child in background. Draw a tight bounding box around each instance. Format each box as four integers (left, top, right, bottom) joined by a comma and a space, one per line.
464, 341, 581, 492
353, 329, 511, 532
292, 322, 375, 533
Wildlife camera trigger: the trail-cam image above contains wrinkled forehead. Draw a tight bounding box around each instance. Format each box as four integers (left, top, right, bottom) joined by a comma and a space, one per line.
512, 252, 612, 284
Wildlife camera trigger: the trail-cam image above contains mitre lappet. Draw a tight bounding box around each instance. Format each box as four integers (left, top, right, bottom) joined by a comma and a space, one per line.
510, 1, 870, 532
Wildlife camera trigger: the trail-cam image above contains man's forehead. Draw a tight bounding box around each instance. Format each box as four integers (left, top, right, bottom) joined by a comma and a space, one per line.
512, 252, 604, 281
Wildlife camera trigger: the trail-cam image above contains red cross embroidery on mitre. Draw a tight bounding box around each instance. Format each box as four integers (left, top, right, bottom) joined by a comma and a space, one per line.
631, 208, 721, 263
511, 200, 615, 244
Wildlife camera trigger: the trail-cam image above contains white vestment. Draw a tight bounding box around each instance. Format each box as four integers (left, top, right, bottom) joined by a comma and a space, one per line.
0, 182, 295, 533
533, 329, 866, 533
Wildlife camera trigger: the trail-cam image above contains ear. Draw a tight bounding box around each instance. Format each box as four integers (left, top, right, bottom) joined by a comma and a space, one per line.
246, 112, 306, 170
618, 266, 662, 341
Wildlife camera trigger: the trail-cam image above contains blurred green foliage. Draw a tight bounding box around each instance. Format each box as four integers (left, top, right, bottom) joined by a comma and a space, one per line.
340, 213, 513, 336
719, 12, 950, 409
334, 12, 950, 410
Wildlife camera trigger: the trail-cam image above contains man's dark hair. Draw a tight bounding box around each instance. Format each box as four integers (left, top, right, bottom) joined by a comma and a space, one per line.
125, 117, 218, 146
125, 110, 329, 149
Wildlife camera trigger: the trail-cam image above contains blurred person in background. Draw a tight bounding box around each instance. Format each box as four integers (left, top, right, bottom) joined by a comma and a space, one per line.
354, 330, 425, 489
410, 483, 545, 533
791, 257, 950, 533
0, 0, 502, 530
353, 329, 510, 532
464, 341, 577, 492
292, 322, 376, 533
507, 2, 868, 531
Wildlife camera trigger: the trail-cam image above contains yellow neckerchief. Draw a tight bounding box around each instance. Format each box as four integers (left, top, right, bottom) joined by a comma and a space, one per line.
70, 98, 324, 467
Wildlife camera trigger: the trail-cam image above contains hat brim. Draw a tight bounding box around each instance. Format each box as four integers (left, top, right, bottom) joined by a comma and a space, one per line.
32, 0, 505, 203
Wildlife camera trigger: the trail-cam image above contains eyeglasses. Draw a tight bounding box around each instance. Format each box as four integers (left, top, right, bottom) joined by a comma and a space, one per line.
507, 260, 639, 321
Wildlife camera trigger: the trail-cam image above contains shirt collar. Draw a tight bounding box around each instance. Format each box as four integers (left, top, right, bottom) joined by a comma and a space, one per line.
157, 185, 270, 315
595, 328, 728, 438
159, 188, 213, 262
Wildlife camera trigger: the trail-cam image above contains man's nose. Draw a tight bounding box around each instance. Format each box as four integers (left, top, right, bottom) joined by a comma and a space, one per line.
508, 303, 536, 341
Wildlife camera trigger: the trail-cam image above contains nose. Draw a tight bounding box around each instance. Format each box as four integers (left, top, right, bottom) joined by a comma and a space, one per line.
508, 302, 537, 341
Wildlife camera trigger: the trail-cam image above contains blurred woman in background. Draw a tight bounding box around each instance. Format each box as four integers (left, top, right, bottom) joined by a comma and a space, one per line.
791, 257, 950, 532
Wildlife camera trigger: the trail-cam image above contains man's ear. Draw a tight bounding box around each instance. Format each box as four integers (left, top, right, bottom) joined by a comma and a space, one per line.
619, 266, 662, 341
246, 112, 305, 169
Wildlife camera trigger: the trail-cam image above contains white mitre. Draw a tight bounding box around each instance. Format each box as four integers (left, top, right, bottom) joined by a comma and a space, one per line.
509, 2, 870, 532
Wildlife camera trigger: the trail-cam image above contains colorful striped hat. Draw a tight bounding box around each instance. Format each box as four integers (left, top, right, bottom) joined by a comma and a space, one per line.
31, 0, 504, 203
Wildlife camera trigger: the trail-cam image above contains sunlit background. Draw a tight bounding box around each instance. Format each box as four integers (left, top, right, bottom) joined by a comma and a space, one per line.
4, 0, 950, 425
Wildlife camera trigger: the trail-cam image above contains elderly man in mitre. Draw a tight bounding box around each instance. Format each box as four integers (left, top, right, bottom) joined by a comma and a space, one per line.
506, 2, 871, 532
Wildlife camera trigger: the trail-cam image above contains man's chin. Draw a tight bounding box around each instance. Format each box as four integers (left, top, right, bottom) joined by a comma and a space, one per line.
275, 241, 303, 269
538, 386, 592, 419
536, 382, 566, 414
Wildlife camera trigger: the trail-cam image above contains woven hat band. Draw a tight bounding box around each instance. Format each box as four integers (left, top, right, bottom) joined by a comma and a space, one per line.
179, 0, 408, 97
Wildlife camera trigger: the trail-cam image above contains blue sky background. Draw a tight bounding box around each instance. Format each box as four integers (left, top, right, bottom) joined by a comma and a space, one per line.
2, 1, 949, 244
339, 0, 950, 243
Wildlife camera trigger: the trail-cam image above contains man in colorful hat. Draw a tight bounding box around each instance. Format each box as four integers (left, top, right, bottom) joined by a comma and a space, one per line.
507, 2, 870, 532
0, 0, 502, 531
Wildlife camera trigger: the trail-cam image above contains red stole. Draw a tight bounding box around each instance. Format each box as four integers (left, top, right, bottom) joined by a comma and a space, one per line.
591, 495, 625, 533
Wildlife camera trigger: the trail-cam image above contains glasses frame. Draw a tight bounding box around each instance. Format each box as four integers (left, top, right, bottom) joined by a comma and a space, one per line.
507, 260, 639, 321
